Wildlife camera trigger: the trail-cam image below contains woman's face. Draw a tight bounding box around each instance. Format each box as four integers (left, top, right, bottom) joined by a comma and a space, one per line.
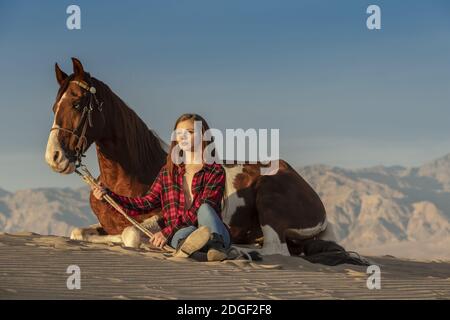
175, 119, 202, 152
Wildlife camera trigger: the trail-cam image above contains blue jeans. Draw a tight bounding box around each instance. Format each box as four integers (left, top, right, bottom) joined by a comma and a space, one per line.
170, 203, 231, 249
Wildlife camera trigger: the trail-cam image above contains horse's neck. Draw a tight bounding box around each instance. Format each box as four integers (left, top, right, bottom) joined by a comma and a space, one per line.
93, 91, 167, 196
94, 143, 147, 196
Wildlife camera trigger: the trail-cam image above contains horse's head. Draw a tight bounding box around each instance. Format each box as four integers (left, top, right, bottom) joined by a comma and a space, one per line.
45, 58, 106, 174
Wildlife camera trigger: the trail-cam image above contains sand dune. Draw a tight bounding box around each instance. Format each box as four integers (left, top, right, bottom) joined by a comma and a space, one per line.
1, 232, 450, 299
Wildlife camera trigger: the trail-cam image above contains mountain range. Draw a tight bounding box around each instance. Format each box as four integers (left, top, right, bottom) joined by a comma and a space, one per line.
299, 154, 450, 260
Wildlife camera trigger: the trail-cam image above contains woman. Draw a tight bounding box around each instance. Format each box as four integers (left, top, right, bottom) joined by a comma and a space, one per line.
92, 113, 230, 261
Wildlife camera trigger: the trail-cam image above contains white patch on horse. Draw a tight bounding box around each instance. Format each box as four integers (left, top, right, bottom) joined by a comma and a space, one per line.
316, 221, 337, 242
45, 92, 67, 168
121, 226, 142, 248
70, 224, 123, 244
45, 118, 61, 165
55, 91, 68, 113
285, 219, 328, 240
231, 224, 290, 256
221, 165, 246, 225
260, 224, 290, 256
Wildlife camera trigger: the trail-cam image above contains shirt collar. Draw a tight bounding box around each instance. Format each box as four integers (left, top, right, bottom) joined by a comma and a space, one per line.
175, 162, 215, 175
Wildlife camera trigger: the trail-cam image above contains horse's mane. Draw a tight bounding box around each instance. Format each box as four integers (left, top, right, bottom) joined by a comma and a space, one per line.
89, 75, 168, 183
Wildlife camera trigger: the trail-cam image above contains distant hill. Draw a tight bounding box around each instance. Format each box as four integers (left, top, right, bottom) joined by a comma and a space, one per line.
0, 186, 96, 236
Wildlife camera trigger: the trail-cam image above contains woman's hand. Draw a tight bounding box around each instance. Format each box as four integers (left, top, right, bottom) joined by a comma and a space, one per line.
92, 182, 108, 201
152, 231, 167, 248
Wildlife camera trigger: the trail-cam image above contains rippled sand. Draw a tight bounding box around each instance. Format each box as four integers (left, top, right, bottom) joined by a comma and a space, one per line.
1, 232, 449, 299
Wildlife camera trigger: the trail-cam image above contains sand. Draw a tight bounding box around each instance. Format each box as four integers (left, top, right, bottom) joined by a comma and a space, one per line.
1, 232, 450, 299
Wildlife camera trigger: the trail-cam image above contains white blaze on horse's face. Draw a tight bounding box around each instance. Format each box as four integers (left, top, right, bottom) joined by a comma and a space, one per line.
45, 91, 76, 174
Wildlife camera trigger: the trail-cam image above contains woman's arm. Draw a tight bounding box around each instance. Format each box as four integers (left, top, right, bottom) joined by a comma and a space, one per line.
105, 167, 164, 216
160, 215, 184, 239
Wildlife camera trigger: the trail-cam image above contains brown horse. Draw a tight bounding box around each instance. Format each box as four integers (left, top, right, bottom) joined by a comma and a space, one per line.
45, 58, 334, 255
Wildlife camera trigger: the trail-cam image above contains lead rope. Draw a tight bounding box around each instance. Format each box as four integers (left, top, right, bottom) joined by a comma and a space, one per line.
74, 164, 175, 254
228, 246, 253, 262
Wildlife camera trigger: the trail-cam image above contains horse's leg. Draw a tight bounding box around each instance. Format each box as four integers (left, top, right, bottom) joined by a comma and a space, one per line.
253, 183, 293, 256
284, 222, 339, 256
231, 221, 332, 258
250, 165, 328, 256
70, 223, 100, 240
259, 222, 291, 256
227, 196, 292, 256
229, 220, 291, 257
121, 226, 142, 248
121, 215, 162, 248
70, 224, 123, 244
70, 215, 162, 248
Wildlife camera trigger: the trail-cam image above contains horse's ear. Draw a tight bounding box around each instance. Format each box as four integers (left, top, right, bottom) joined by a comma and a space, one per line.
71, 57, 84, 78
55, 63, 68, 86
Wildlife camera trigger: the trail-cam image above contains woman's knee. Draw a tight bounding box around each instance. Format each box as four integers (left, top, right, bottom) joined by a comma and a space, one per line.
170, 226, 196, 248
197, 203, 217, 223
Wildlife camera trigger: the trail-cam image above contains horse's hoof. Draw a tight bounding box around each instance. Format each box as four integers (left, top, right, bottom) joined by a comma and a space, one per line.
70, 228, 84, 241
122, 226, 141, 248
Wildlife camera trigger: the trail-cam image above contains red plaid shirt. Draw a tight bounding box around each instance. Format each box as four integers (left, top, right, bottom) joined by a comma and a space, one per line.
105, 162, 226, 239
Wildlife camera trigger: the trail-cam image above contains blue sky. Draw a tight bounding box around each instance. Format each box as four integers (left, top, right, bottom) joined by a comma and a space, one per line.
1, 0, 450, 191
